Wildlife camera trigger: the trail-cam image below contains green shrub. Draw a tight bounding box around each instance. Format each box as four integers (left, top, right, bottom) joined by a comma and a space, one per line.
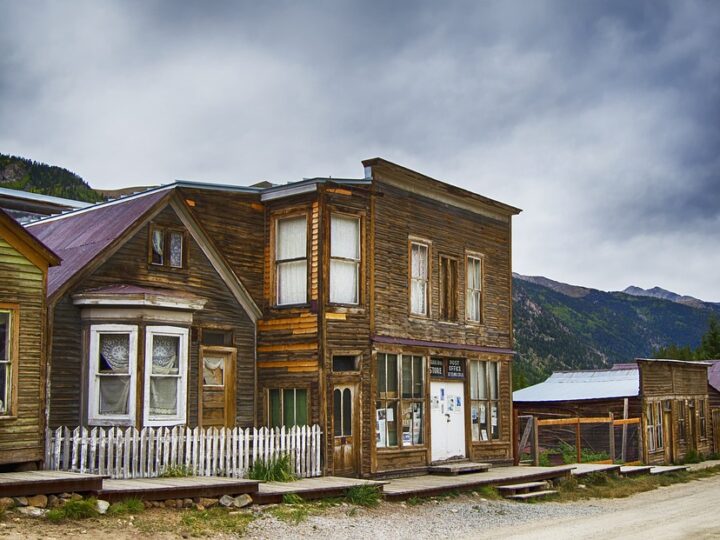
682, 449, 702, 464
281, 493, 305, 505
108, 497, 145, 515
346, 485, 381, 507
46, 498, 99, 522
159, 465, 192, 478
248, 454, 296, 482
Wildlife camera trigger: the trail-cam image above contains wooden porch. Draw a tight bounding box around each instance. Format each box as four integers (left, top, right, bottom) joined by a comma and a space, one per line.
99, 476, 259, 502
0, 471, 104, 497
255, 477, 387, 504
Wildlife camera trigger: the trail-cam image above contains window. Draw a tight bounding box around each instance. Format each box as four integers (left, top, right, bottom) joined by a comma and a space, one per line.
439, 257, 458, 321
466, 256, 483, 322
699, 399, 707, 439
275, 216, 308, 305
334, 388, 352, 436
150, 226, 185, 269
144, 326, 189, 425
88, 324, 138, 424
202, 329, 233, 347
677, 400, 686, 441
376, 353, 424, 448
330, 215, 360, 304
410, 242, 429, 316
0, 309, 16, 416
332, 355, 359, 372
469, 360, 500, 441
269, 388, 308, 428
646, 402, 663, 452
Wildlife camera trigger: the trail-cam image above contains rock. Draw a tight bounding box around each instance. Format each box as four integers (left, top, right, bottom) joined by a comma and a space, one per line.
219, 495, 234, 507
232, 494, 252, 508
175, 499, 184, 509
0, 497, 14, 510
27, 495, 48, 508
164, 499, 176, 508
70, 493, 83, 501
60, 492, 73, 499
47, 495, 61, 508
96, 500, 110, 515
183, 498, 193, 508
16, 507, 46, 517
194, 504, 205, 511
12, 497, 28, 507
199, 498, 218, 508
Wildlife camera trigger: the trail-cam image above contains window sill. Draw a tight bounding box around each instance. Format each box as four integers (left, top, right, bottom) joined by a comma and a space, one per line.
0, 415, 18, 421
376, 446, 427, 453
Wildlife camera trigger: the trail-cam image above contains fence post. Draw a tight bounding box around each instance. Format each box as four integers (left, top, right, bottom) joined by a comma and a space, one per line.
621, 398, 629, 462
532, 416, 539, 466
608, 413, 616, 463
575, 419, 581, 464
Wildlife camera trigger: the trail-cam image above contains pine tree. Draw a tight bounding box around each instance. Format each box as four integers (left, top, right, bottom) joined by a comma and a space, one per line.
698, 314, 720, 359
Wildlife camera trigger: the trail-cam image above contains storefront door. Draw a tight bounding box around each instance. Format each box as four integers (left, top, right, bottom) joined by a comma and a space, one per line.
333, 384, 357, 476
430, 381, 466, 462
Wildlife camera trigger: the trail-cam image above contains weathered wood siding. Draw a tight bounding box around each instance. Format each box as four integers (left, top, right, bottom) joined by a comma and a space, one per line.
0, 237, 47, 465
515, 397, 642, 420
48, 205, 256, 428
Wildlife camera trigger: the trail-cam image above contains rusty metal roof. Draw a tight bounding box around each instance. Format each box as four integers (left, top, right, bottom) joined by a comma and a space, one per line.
26, 188, 172, 298
708, 360, 720, 393
513, 369, 640, 402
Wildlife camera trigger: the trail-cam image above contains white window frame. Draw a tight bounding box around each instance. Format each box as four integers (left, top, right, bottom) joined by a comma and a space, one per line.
330, 214, 361, 305
410, 241, 430, 316
88, 324, 138, 426
275, 215, 308, 306
466, 254, 484, 323
0, 308, 16, 416
143, 325, 189, 426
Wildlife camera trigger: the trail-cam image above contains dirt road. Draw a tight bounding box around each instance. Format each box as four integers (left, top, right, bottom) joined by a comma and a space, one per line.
475, 475, 720, 540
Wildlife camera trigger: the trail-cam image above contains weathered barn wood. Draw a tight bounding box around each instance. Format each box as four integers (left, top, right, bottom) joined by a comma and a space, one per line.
0, 209, 59, 468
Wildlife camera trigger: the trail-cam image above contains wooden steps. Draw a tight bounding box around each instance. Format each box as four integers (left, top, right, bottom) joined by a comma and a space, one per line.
428, 461, 491, 475
497, 481, 556, 500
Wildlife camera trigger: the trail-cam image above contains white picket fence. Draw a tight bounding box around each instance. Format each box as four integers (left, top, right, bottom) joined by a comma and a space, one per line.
44, 425, 322, 479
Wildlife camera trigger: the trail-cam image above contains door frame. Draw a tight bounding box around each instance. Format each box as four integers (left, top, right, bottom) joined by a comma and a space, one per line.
331, 380, 360, 477
198, 345, 237, 427
430, 379, 467, 463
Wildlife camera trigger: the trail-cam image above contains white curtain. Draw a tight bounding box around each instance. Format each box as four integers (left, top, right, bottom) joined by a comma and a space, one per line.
169, 232, 183, 267
411, 281, 426, 315
488, 362, 498, 399
330, 216, 359, 303
277, 216, 306, 259
99, 377, 130, 415
331, 216, 359, 259
411, 244, 427, 314
99, 334, 130, 372
152, 229, 164, 262
203, 357, 225, 386
149, 335, 179, 417
151, 335, 179, 375
149, 378, 178, 416
278, 260, 307, 304
330, 261, 358, 304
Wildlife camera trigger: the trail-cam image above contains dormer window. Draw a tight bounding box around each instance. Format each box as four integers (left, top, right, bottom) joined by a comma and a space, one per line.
150, 225, 186, 269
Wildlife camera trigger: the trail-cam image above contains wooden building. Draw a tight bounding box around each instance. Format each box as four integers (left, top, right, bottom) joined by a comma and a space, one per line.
0, 208, 60, 469
29, 158, 521, 478
514, 359, 714, 464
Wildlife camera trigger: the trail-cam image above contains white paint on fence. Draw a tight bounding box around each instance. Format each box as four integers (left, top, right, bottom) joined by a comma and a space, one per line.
45, 425, 322, 479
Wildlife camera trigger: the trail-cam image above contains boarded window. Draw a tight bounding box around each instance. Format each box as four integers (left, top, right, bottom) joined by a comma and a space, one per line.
410, 243, 429, 316
439, 257, 458, 321
466, 256, 483, 322
470, 360, 501, 441
0, 310, 14, 416
269, 388, 308, 428
276, 216, 307, 305
330, 215, 360, 304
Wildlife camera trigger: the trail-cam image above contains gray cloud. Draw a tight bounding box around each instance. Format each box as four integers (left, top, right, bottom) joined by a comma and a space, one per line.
0, 0, 718, 300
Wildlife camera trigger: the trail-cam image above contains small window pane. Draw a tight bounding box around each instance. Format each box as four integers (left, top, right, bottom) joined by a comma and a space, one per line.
202, 330, 231, 346
0, 312, 8, 361
99, 334, 130, 373
295, 389, 308, 426
149, 377, 178, 416
412, 356, 423, 398
377, 354, 386, 396
203, 356, 225, 386
401, 356, 412, 399
411, 244, 428, 279
333, 355, 358, 372
277, 217, 307, 260
477, 361, 487, 399
333, 389, 342, 436
169, 232, 183, 268
386, 354, 398, 398
270, 389, 281, 427
152, 335, 180, 374
151, 229, 164, 265
278, 260, 307, 305
470, 361, 480, 400
386, 402, 398, 446
343, 388, 352, 436
331, 216, 360, 259
402, 401, 423, 445
330, 260, 359, 304
489, 362, 498, 399
98, 376, 131, 415
0, 364, 9, 414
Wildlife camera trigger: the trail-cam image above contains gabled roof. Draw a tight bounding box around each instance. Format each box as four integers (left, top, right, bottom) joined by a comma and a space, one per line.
0, 207, 60, 269
513, 369, 640, 403
707, 360, 720, 393
25, 186, 261, 321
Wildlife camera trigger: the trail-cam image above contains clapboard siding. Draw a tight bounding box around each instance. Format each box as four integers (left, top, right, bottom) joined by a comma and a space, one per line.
0, 236, 48, 465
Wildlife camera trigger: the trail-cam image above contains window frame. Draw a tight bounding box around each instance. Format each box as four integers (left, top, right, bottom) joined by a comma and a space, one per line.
0, 305, 19, 418
646, 401, 664, 452
329, 213, 361, 306
274, 213, 309, 307
469, 360, 501, 442
699, 399, 707, 440
267, 387, 310, 428
148, 224, 188, 270
465, 253, 484, 324
677, 400, 686, 442
88, 324, 139, 426
375, 352, 426, 449
408, 239, 431, 317
143, 325, 189, 427
439, 255, 459, 321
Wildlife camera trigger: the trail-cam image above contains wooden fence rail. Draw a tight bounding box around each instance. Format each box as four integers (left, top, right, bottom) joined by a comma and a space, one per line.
44, 425, 323, 479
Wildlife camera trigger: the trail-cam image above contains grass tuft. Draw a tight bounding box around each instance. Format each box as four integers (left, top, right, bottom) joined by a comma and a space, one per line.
248, 454, 296, 482
269, 505, 310, 524
46, 498, 99, 522
345, 485, 381, 507
180, 507, 254, 536
159, 465, 192, 478
108, 497, 145, 515
281, 493, 305, 505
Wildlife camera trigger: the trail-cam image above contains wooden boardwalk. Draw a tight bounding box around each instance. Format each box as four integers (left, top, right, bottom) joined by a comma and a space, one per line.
382, 465, 574, 500
570, 463, 622, 477
255, 476, 387, 504
0, 471, 104, 497
99, 476, 259, 502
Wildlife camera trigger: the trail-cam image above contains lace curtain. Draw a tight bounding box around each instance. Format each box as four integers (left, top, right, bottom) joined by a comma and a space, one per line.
98, 334, 130, 415
169, 232, 183, 268
411, 244, 428, 314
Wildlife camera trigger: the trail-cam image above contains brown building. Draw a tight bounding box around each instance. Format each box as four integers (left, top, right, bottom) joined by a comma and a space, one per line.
30, 158, 521, 478
0, 209, 59, 469
514, 359, 714, 465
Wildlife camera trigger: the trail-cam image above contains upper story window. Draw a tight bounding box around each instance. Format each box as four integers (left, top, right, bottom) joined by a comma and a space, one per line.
410, 242, 429, 316
0, 308, 16, 416
439, 256, 458, 321
150, 225, 186, 269
275, 216, 307, 306
466, 255, 483, 322
330, 215, 360, 304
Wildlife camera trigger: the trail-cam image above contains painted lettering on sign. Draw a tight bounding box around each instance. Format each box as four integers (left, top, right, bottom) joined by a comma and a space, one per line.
447, 359, 465, 379
430, 358, 444, 378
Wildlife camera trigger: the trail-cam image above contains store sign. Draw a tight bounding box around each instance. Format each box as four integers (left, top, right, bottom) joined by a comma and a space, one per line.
447, 359, 465, 379
430, 358, 445, 378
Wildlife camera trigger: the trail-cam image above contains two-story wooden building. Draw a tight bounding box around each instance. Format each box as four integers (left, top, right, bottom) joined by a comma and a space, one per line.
29, 158, 521, 478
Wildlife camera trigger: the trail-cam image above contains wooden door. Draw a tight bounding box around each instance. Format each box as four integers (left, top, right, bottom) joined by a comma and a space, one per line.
333, 384, 357, 476
663, 407, 674, 464
430, 381, 466, 462
199, 348, 236, 427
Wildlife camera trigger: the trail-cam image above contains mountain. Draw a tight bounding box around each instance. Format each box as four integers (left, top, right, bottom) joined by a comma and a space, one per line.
0, 153, 103, 203
512, 274, 720, 389
621, 285, 716, 309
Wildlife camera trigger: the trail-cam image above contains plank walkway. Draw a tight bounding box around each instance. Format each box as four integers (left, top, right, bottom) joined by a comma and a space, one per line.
619, 465, 653, 476
649, 465, 690, 475
0, 471, 104, 497
99, 476, 258, 502
382, 465, 574, 500
255, 476, 387, 504
570, 463, 622, 477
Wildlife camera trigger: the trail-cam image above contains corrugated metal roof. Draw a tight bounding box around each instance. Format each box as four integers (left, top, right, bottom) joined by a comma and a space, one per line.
513, 369, 639, 402
0, 187, 92, 208
27, 188, 171, 297
707, 360, 720, 392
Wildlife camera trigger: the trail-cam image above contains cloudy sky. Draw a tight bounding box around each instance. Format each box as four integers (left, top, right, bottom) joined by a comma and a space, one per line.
1, 1, 718, 300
